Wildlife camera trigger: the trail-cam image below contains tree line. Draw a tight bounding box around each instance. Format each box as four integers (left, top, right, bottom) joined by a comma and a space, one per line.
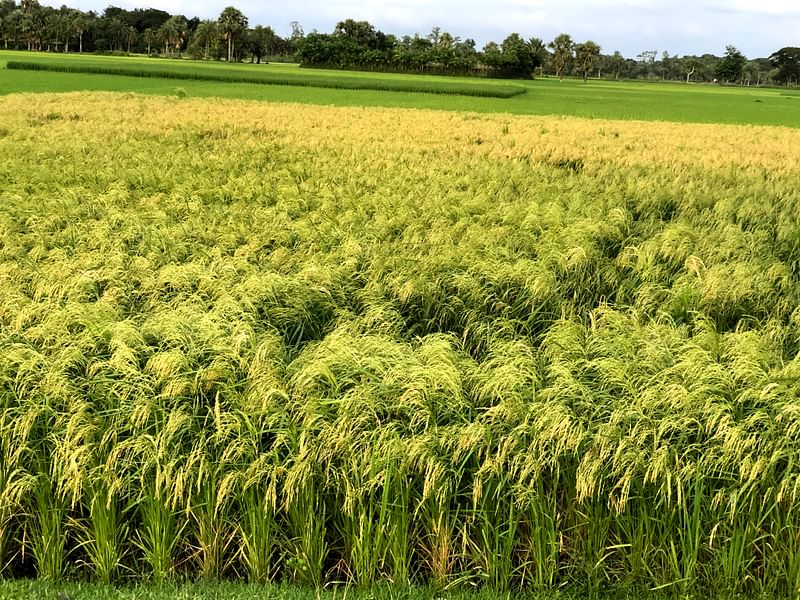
1, 0, 799, 84
0, 2, 293, 62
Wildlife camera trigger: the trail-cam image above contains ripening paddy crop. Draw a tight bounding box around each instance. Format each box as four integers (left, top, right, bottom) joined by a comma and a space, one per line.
1, 92, 800, 595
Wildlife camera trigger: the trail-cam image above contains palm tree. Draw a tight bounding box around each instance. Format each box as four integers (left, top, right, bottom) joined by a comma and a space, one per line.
248, 24, 280, 64
0, 0, 13, 50
218, 6, 247, 63
18, 0, 43, 50
49, 8, 75, 52
191, 20, 217, 60
160, 15, 187, 57
124, 25, 136, 54
62, 10, 77, 52
574, 40, 601, 82
527, 37, 548, 77
610, 50, 624, 80
0, 11, 8, 49
158, 18, 177, 56
548, 33, 574, 80
72, 11, 89, 53
45, 12, 63, 51
105, 17, 125, 52
3, 9, 22, 50
143, 27, 155, 55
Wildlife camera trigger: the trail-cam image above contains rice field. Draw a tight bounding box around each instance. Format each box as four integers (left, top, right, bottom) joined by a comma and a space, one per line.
2, 92, 800, 597
5, 60, 527, 98
4, 50, 800, 127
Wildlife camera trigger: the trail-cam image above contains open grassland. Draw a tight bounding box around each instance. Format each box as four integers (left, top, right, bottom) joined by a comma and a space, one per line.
2, 92, 800, 597
2, 50, 800, 126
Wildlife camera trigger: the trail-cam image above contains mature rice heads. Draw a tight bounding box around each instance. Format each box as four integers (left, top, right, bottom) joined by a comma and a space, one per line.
1, 92, 800, 594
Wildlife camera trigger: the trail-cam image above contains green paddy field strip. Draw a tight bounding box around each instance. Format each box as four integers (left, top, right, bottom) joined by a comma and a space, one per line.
5, 59, 527, 98
2, 51, 800, 126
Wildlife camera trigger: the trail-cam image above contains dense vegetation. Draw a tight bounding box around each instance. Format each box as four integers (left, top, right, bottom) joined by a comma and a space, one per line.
1, 93, 800, 596
6, 581, 681, 600
1, 0, 799, 83
4, 59, 527, 97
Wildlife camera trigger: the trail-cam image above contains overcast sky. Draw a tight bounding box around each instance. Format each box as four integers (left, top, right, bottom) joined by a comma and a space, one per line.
58, 0, 799, 58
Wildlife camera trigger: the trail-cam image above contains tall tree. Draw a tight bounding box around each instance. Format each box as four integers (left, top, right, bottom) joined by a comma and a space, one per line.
128, 7, 169, 32
574, 40, 600, 81
527, 37, 548, 76
190, 19, 217, 60
6, 8, 23, 49
20, 0, 45, 50
157, 16, 175, 55
715, 45, 746, 83
247, 24, 278, 63
636, 49, 657, 78
684, 57, 702, 83
142, 26, 154, 55
609, 50, 624, 80
768, 47, 800, 85
218, 5, 247, 63
499, 32, 535, 78
123, 24, 135, 53
0, 0, 16, 49
72, 10, 89, 53
104, 16, 125, 51
158, 15, 186, 56
548, 33, 574, 80
45, 10, 69, 51
289, 20, 302, 40
482, 41, 502, 73
61, 8, 80, 52
427, 25, 441, 46
334, 19, 378, 48
742, 60, 759, 86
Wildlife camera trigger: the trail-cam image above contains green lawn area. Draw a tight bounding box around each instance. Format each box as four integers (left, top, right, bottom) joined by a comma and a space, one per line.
1, 50, 799, 126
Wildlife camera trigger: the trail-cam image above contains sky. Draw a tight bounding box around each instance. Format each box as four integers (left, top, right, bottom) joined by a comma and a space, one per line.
58, 0, 799, 58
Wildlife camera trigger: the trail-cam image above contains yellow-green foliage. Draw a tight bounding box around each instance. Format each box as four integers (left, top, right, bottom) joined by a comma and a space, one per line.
2, 92, 800, 593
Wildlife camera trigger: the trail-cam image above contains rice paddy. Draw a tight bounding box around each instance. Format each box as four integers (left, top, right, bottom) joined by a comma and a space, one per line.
3, 50, 800, 127
5, 60, 527, 98
1, 91, 800, 598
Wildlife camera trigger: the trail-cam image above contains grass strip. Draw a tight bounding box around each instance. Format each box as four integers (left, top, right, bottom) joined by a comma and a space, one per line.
0, 580, 735, 600
5, 60, 527, 98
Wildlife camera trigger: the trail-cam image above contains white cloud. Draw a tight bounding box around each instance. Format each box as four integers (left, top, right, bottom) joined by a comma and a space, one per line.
706, 0, 800, 16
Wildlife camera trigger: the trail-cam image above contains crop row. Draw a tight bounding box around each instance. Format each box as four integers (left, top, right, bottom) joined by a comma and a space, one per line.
4, 60, 528, 98
1, 94, 800, 595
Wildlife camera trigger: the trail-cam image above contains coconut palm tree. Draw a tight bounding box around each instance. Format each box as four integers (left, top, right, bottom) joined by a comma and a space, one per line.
159, 15, 187, 57
123, 25, 136, 54
527, 37, 548, 76
143, 27, 154, 55
217, 6, 247, 63
574, 40, 601, 81
0, 0, 14, 49
548, 33, 574, 80
191, 19, 217, 60
72, 11, 90, 53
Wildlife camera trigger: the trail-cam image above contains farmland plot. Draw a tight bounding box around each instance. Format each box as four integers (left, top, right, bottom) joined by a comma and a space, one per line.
1, 92, 800, 595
